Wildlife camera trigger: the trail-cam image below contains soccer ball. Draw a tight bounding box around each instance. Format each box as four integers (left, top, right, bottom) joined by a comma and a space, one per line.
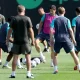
36, 23, 39, 29
33, 58, 40, 65
31, 60, 37, 68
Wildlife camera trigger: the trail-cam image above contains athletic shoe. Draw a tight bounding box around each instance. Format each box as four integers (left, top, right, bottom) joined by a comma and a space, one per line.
9, 75, 15, 78
74, 66, 77, 70
43, 48, 49, 52
27, 75, 34, 79
2, 65, 11, 69
53, 70, 58, 74
40, 56, 46, 63
0, 62, 2, 65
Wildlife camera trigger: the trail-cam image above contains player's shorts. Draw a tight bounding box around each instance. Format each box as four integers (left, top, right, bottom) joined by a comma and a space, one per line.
0, 42, 13, 53
11, 43, 31, 55
75, 42, 80, 52
54, 40, 74, 53
36, 32, 50, 46
0, 42, 8, 52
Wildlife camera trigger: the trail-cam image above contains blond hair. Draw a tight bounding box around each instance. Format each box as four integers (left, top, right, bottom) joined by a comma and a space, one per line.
58, 7, 65, 14
17, 5, 25, 13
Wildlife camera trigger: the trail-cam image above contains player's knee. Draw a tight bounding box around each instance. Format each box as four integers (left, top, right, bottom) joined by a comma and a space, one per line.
35, 39, 40, 46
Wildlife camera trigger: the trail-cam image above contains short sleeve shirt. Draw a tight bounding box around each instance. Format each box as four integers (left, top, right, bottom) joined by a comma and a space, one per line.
10, 15, 33, 44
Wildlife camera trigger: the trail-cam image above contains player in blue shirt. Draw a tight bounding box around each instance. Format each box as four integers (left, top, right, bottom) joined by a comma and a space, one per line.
0, 17, 24, 69
0, 20, 13, 68
72, 7, 80, 70
50, 7, 80, 74
0, 13, 5, 65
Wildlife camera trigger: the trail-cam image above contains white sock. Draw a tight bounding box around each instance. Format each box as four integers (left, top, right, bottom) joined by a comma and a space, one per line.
51, 59, 53, 63
0, 59, 1, 62
40, 52, 44, 58
77, 64, 80, 70
54, 66, 58, 71
27, 71, 31, 76
4, 61, 9, 66
11, 71, 15, 76
17, 58, 21, 67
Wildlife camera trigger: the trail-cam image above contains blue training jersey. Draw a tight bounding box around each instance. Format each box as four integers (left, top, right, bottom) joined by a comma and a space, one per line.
0, 22, 10, 43
50, 16, 71, 42
72, 15, 80, 41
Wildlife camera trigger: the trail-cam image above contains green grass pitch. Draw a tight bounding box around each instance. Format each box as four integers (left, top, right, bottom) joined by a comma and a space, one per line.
0, 45, 80, 80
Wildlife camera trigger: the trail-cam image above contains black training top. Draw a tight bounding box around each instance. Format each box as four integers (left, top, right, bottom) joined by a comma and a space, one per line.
10, 15, 33, 44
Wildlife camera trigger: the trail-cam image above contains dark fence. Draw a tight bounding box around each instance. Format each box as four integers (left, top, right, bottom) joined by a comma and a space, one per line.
0, 0, 80, 36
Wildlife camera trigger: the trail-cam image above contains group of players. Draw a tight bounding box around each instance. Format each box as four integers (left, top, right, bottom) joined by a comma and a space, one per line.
0, 4, 80, 79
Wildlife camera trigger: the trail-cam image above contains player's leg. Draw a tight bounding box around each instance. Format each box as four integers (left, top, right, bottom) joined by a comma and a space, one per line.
75, 51, 79, 57
35, 33, 46, 63
42, 40, 49, 52
0, 48, 2, 65
25, 53, 34, 78
74, 51, 79, 70
35, 38, 41, 53
52, 42, 62, 74
17, 57, 25, 69
70, 51, 80, 72
46, 35, 53, 66
63, 41, 80, 72
9, 44, 20, 78
50, 48, 54, 67
1, 43, 13, 66
74, 48, 79, 70
22, 43, 34, 78
53, 52, 58, 74
2, 43, 13, 68
49, 40, 54, 67
2, 52, 13, 68
10, 54, 19, 78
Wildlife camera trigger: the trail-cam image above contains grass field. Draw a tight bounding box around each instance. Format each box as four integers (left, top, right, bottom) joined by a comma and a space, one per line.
0, 44, 80, 80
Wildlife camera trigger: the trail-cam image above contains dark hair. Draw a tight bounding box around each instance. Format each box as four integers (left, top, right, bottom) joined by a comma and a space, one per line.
76, 7, 80, 13
58, 7, 65, 14
17, 5, 25, 13
49, 5, 56, 10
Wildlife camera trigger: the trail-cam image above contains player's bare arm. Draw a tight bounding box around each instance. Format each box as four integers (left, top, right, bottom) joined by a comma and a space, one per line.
69, 28, 76, 46
6, 28, 13, 45
29, 27, 35, 46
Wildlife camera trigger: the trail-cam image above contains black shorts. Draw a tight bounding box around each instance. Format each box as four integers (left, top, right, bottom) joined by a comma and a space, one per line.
0, 43, 8, 53
36, 32, 50, 46
54, 41, 74, 53
0, 42, 13, 53
75, 42, 80, 52
11, 43, 31, 55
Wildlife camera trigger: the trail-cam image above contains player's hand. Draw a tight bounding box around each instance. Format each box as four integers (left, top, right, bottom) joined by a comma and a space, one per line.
9, 37, 14, 43
6, 39, 9, 46
31, 41, 35, 46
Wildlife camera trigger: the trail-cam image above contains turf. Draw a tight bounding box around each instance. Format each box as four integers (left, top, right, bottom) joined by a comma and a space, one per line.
0, 45, 80, 80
